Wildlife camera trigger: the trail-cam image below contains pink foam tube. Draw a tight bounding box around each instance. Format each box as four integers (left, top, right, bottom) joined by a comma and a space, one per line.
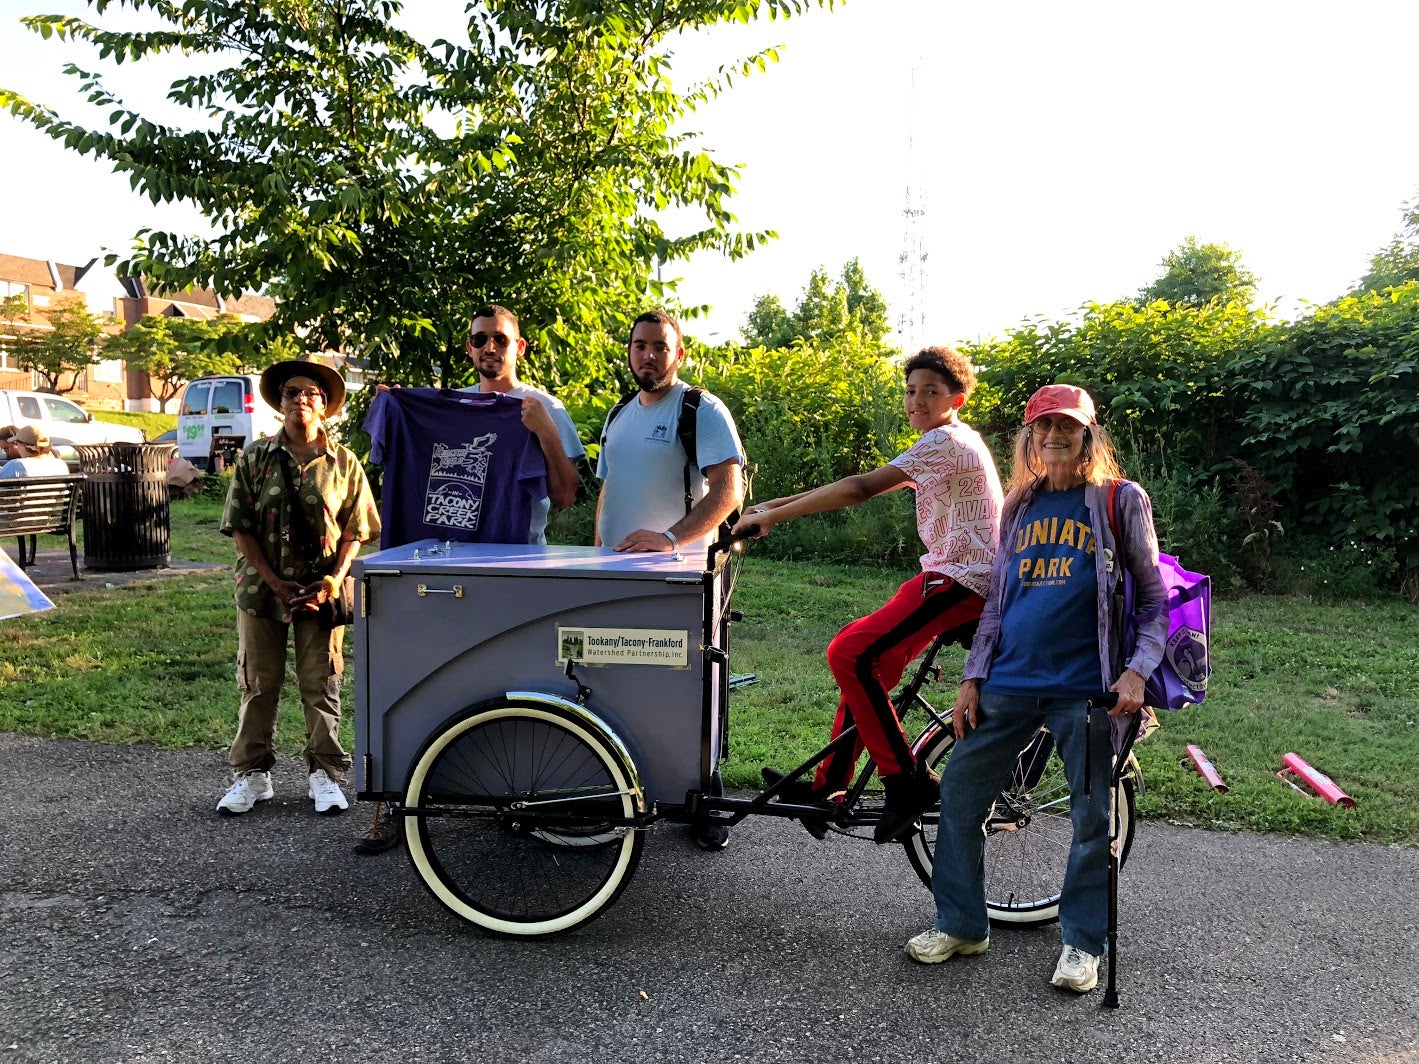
1184, 745, 1228, 792
1278, 752, 1356, 808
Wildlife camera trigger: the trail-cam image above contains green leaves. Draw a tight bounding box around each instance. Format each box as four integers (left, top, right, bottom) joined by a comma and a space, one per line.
961, 281, 1419, 588
8, 0, 834, 396
1138, 236, 1258, 308
0, 294, 110, 395
742, 258, 894, 353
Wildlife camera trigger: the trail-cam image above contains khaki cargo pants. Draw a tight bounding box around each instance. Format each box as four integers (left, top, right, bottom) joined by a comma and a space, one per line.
229, 609, 350, 780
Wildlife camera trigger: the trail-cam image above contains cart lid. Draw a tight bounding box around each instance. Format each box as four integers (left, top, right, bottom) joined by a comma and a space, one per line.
355, 539, 718, 580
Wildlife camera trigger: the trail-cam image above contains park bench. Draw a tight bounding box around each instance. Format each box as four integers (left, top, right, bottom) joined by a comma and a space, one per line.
0, 473, 86, 580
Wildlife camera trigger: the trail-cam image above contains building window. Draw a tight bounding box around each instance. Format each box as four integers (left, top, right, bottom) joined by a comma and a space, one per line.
2, 283, 30, 370
92, 358, 125, 384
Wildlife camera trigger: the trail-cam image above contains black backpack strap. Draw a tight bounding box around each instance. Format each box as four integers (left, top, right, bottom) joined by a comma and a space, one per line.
676, 387, 743, 535
676, 387, 703, 516
599, 392, 637, 453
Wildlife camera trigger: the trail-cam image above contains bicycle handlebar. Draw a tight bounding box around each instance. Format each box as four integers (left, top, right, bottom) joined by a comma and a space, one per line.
1088, 692, 1121, 710
707, 523, 760, 569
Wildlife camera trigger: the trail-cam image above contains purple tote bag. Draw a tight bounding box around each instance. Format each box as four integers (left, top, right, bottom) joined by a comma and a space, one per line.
1109, 481, 1212, 712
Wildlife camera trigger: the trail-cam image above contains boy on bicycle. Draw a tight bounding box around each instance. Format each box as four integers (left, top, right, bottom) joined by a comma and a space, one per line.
732, 346, 1003, 843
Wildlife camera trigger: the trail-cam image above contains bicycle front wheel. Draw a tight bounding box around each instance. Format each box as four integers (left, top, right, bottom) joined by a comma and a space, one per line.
903, 725, 1136, 927
403, 698, 645, 938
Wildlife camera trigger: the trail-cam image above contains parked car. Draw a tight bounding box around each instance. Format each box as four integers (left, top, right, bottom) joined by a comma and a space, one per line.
176, 374, 282, 470
0, 389, 147, 449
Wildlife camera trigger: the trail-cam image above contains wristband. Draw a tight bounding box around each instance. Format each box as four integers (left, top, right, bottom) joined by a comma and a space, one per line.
663, 530, 679, 550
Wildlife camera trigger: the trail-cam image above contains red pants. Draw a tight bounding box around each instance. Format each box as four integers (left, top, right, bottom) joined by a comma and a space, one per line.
814, 572, 984, 793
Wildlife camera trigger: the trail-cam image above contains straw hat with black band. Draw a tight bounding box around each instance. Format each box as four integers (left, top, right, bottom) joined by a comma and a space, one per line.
259, 359, 347, 419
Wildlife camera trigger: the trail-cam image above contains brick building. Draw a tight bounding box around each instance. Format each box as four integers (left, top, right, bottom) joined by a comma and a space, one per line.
0, 252, 280, 411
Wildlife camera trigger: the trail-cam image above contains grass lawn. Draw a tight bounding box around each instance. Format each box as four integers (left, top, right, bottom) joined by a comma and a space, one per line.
4, 496, 1416, 844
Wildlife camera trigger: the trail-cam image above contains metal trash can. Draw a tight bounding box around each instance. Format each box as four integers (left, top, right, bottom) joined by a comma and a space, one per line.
73, 442, 180, 571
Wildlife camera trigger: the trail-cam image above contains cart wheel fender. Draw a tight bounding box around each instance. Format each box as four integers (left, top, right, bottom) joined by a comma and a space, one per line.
505, 689, 646, 813
403, 691, 646, 816
911, 720, 949, 763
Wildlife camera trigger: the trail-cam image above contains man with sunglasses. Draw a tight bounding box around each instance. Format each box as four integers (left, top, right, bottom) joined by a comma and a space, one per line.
355, 306, 585, 851
461, 304, 585, 543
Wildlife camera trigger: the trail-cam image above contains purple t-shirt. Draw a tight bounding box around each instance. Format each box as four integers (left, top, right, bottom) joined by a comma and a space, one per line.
363, 388, 548, 549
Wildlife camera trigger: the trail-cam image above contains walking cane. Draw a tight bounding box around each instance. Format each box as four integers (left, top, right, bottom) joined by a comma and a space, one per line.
1102, 707, 1143, 1009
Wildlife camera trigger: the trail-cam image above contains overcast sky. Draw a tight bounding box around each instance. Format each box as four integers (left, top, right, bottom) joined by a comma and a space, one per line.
3, 0, 1418, 347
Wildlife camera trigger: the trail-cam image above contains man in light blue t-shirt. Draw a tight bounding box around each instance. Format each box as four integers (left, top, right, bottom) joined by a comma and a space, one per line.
595, 309, 745, 852
595, 310, 745, 558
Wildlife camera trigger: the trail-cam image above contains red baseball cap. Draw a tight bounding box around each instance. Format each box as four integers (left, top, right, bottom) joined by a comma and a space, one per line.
1024, 384, 1096, 427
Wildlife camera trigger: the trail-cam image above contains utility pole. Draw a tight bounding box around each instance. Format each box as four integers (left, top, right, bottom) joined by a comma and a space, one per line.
897, 67, 928, 356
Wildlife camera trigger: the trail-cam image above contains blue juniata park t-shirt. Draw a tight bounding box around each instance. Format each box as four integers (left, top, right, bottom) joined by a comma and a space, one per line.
982, 485, 1103, 698
363, 388, 548, 549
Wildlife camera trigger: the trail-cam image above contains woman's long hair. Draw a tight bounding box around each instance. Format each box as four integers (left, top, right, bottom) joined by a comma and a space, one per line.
1002, 421, 1125, 504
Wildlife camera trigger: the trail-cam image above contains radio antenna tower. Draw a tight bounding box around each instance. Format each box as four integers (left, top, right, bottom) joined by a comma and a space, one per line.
897, 67, 928, 355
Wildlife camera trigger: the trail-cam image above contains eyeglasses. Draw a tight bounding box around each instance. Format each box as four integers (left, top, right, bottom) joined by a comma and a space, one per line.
469, 332, 514, 350
1030, 419, 1086, 435
281, 387, 325, 402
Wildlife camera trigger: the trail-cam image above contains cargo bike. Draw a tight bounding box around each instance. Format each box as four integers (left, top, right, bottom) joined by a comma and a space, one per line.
353, 531, 1141, 940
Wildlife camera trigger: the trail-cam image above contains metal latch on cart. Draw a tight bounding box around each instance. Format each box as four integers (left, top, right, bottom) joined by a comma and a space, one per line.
416, 584, 464, 598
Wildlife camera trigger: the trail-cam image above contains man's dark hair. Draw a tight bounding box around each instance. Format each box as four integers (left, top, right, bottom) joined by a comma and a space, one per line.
628, 309, 682, 346
903, 345, 976, 399
469, 304, 519, 337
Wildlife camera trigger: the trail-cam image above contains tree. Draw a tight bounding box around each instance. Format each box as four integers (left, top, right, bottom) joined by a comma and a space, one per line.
1138, 237, 1258, 307
1355, 196, 1419, 294
742, 258, 894, 352
2, 0, 829, 406
104, 314, 245, 412
0, 294, 30, 364
742, 294, 794, 350
10, 295, 110, 393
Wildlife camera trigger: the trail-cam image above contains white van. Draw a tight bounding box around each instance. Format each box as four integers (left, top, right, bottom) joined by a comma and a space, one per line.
176, 375, 283, 470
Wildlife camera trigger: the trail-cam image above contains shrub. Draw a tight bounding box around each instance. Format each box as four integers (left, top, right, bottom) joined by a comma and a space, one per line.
1230, 284, 1419, 578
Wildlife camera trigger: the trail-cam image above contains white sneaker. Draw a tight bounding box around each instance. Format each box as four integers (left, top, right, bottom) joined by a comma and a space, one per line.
904, 927, 989, 964
308, 769, 348, 815
1051, 944, 1101, 993
217, 771, 274, 815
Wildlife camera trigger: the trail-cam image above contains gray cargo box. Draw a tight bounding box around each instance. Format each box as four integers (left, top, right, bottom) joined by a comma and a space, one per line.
353, 540, 726, 807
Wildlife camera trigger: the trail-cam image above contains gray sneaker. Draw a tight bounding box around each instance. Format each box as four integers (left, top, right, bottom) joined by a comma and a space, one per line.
217, 771, 274, 815
905, 928, 989, 964
308, 769, 348, 815
1051, 944, 1101, 993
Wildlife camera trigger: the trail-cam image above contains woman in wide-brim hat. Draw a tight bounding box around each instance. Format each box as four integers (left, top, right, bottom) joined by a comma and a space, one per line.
259, 358, 347, 419
214, 356, 379, 819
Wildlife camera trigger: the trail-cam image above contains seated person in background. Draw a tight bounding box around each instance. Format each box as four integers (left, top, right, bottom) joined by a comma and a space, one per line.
0, 427, 70, 478
734, 347, 1003, 844
0, 425, 20, 471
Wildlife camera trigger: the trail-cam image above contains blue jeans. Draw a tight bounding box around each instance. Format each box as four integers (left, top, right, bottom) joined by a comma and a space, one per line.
931, 691, 1113, 955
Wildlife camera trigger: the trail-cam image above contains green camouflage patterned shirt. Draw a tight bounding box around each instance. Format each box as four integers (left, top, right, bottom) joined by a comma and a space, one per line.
219, 432, 380, 619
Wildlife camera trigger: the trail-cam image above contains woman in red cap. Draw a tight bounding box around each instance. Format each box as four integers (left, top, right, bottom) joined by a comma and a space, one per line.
904, 384, 1167, 995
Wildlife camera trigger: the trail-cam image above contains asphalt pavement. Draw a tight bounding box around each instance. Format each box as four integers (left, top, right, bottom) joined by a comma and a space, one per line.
1, 734, 1416, 1064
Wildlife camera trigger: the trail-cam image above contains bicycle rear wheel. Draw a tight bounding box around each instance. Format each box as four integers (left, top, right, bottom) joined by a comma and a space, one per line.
403, 698, 644, 937
903, 725, 1136, 927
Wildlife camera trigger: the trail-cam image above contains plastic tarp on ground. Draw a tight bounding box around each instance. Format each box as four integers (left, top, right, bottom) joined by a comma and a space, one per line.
0, 545, 54, 621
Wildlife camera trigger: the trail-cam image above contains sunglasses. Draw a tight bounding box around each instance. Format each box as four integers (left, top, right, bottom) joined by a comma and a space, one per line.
469, 332, 514, 350
281, 387, 326, 402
